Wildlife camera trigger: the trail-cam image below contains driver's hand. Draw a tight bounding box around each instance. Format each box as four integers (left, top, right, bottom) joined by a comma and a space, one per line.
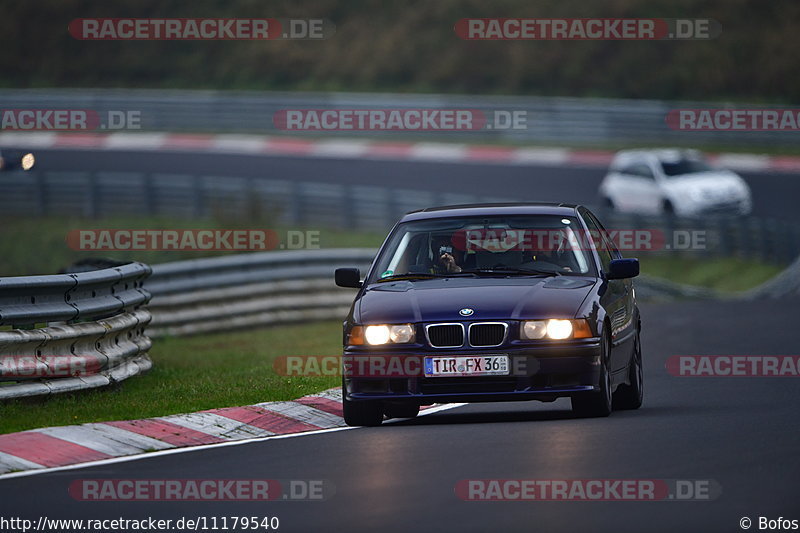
439, 253, 461, 273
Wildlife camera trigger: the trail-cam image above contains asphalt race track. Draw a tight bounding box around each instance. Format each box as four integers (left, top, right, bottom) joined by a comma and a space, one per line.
1, 296, 798, 533
31, 148, 800, 222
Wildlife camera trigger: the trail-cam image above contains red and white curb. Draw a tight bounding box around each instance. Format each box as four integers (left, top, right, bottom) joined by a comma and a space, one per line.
0, 388, 444, 477
1, 131, 798, 172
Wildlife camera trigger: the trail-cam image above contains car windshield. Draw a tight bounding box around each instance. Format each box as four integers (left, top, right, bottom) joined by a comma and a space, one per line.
660, 158, 714, 177
368, 215, 596, 283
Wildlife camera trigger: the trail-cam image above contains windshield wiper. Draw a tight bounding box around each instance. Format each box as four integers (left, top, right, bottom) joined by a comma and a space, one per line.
376, 273, 447, 282
376, 271, 486, 282
460, 268, 562, 277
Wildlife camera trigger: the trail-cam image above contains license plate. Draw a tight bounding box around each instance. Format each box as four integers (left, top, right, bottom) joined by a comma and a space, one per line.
424, 355, 509, 377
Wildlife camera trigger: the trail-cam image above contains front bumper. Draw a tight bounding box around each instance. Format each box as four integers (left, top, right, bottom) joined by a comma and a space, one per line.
343, 340, 601, 404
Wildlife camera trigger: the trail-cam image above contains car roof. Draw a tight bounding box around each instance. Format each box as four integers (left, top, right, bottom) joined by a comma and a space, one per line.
400, 202, 581, 222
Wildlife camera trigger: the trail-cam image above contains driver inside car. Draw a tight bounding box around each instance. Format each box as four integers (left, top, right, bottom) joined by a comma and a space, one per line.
430, 234, 463, 274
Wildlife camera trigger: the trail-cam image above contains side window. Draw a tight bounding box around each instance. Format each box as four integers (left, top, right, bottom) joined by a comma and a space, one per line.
606, 236, 622, 259
618, 162, 655, 180
580, 209, 613, 272
586, 210, 623, 259
632, 164, 655, 179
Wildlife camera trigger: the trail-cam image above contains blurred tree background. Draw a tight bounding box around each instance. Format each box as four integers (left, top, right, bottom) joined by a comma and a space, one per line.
0, 0, 797, 102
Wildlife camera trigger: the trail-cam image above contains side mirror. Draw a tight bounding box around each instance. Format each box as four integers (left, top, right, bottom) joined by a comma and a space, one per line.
607, 258, 639, 280
335, 268, 362, 288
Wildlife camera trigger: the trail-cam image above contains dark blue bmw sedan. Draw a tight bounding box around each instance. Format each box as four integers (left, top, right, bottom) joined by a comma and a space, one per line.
335, 203, 642, 426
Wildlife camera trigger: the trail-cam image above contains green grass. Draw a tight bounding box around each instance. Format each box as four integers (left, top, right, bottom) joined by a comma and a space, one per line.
0, 321, 343, 434
638, 254, 783, 293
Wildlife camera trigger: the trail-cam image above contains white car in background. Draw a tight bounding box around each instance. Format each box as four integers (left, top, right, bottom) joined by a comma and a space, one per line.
599, 149, 752, 216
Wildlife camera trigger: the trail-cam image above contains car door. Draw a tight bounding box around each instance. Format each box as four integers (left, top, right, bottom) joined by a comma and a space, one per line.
581, 208, 635, 374
615, 159, 663, 214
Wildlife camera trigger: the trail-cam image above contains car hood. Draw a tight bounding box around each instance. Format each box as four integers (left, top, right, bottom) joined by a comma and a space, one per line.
355, 277, 597, 324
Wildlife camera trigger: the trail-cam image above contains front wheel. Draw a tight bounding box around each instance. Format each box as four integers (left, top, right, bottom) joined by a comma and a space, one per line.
343, 394, 384, 426
572, 330, 612, 418
613, 329, 643, 410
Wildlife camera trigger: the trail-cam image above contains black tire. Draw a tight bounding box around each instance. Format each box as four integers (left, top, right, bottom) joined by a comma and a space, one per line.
343, 395, 384, 426
571, 329, 613, 418
613, 328, 643, 410
384, 403, 420, 419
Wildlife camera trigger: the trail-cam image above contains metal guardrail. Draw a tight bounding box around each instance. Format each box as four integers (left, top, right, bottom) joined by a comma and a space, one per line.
0, 169, 511, 231
145, 249, 374, 337
0, 262, 151, 327
0, 88, 793, 148
0, 263, 153, 399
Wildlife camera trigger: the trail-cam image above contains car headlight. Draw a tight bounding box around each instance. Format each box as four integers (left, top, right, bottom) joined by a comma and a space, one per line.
521, 320, 548, 339
349, 324, 416, 346
547, 319, 573, 339
21, 153, 35, 171
520, 319, 593, 340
